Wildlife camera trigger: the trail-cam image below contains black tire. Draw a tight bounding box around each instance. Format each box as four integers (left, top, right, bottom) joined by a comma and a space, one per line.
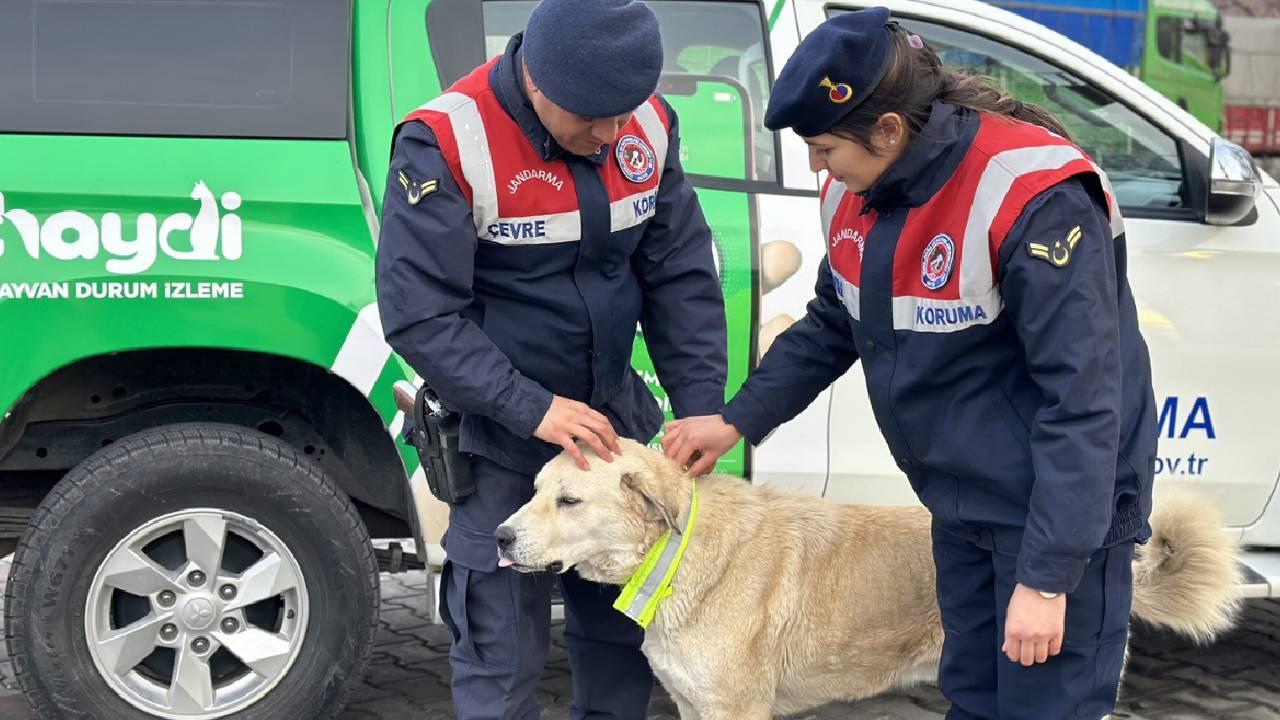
4, 423, 380, 720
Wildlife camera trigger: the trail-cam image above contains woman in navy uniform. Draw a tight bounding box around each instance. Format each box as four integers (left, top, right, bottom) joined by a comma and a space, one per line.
663, 8, 1158, 719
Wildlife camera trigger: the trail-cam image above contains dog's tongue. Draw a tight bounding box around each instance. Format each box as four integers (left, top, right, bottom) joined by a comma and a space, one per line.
498, 558, 514, 568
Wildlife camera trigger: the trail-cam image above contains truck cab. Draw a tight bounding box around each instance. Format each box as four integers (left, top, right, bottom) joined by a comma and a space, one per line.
1143, 0, 1231, 129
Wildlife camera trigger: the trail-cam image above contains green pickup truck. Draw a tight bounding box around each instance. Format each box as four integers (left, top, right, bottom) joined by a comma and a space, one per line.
0, 0, 764, 717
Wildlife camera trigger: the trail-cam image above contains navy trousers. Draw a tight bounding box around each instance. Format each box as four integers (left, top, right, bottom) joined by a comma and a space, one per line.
438, 456, 653, 720
932, 522, 1134, 720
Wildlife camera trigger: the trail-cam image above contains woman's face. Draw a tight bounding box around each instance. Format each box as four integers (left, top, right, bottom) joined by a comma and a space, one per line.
803, 115, 907, 193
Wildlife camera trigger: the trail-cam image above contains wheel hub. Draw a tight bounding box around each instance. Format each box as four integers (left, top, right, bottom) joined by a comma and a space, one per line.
84, 508, 309, 719
179, 596, 217, 632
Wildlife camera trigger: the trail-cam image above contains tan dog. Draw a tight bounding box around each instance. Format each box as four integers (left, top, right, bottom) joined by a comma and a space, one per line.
497, 439, 1242, 720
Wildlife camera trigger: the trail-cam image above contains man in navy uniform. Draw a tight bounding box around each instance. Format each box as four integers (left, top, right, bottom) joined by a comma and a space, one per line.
375, 0, 727, 717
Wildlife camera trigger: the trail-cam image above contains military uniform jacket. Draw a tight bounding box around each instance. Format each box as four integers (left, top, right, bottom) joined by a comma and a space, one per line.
721, 103, 1158, 593
376, 35, 727, 475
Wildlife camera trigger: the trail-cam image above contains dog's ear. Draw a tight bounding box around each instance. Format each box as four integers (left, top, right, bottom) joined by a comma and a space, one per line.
620, 469, 680, 530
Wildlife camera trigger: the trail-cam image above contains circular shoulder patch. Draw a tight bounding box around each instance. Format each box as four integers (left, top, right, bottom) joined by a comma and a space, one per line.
921, 234, 956, 291
615, 135, 656, 183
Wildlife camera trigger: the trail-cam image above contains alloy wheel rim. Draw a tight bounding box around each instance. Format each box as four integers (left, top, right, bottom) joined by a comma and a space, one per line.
84, 508, 309, 719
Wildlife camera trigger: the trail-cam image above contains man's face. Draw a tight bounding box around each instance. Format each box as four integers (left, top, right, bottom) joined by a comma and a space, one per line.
524, 65, 634, 157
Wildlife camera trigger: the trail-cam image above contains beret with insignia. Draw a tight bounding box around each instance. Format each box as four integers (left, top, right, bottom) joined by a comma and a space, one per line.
764, 7, 896, 137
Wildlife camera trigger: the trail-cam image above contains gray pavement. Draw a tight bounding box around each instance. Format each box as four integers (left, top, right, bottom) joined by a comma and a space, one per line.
2, 559, 1279, 719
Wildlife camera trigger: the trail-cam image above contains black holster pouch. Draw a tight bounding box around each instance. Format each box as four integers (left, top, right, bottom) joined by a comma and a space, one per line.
407, 383, 475, 504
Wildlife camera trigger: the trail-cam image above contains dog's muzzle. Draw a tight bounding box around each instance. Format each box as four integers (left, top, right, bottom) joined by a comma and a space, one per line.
494, 525, 564, 573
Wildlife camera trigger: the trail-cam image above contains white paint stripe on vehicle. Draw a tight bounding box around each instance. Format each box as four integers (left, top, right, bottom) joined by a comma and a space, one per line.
331, 303, 392, 396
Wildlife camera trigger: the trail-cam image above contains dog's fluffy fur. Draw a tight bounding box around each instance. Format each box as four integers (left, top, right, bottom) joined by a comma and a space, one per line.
498, 440, 1242, 720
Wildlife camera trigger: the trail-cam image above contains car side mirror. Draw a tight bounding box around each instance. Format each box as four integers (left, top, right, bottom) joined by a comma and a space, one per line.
1205, 137, 1260, 226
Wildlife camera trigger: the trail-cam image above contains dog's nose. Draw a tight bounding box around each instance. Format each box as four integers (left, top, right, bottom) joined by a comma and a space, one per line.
494, 525, 517, 549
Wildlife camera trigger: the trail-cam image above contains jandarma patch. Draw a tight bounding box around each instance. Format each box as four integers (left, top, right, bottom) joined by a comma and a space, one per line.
615, 135, 656, 183
921, 234, 955, 290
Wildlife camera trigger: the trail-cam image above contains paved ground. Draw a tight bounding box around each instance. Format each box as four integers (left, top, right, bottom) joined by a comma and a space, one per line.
2, 560, 1279, 719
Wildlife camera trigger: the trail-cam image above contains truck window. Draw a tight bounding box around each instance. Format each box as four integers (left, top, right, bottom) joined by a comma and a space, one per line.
480, 0, 778, 183
0, 0, 349, 139
829, 12, 1189, 216
1180, 27, 1212, 72
1157, 17, 1180, 61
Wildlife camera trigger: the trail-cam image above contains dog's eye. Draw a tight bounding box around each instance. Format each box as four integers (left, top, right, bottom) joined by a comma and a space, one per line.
557, 496, 582, 508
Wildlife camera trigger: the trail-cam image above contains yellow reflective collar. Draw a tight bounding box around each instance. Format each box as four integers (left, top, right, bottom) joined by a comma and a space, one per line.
612, 482, 698, 629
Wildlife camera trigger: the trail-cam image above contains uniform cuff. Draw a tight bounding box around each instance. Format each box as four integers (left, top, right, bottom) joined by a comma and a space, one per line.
1015, 549, 1090, 595
494, 378, 554, 440
668, 381, 726, 420
719, 389, 777, 446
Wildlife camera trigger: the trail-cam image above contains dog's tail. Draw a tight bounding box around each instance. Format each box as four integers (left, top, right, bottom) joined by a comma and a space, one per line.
1129, 493, 1242, 643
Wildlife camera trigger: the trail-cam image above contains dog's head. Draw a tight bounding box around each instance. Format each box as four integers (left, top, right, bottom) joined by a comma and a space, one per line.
495, 439, 691, 585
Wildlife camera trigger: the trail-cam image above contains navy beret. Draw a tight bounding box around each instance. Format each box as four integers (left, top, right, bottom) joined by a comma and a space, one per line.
764, 7, 896, 137
523, 0, 664, 118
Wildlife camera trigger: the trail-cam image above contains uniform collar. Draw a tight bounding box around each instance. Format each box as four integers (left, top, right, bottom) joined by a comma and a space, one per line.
859, 101, 978, 213
492, 33, 608, 166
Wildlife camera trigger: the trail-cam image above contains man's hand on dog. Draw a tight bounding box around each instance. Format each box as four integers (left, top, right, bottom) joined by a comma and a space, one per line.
661, 414, 743, 476
535, 396, 622, 470
1002, 583, 1067, 666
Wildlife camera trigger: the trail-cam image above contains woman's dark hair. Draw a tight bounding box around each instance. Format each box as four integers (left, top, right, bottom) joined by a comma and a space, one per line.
829, 24, 1073, 151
